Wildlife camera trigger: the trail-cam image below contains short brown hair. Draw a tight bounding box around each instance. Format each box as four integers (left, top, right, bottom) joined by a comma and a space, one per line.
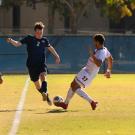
93, 34, 105, 45
34, 21, 45, 31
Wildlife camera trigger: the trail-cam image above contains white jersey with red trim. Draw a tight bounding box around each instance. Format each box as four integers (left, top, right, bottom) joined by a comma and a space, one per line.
86, 47, 111, 74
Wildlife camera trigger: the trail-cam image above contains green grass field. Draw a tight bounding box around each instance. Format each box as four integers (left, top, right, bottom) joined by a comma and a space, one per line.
0, 74, 135, 135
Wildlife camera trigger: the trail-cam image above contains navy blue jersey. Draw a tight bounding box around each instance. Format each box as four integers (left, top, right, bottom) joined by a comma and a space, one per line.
20, 35, 50, 66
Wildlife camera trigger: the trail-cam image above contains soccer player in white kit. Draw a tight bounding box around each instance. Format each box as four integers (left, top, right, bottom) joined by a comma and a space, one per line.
56, 34, 113, 110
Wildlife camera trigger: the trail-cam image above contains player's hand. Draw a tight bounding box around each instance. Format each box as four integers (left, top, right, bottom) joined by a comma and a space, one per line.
55, 56, 60, 64
104, 69, 111, 78
6, 38, 12, 43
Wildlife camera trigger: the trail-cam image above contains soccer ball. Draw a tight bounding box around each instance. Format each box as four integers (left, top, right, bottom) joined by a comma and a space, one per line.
53, 96, 63, 106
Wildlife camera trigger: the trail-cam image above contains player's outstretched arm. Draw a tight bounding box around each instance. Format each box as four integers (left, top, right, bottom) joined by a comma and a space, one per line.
6, 38, 22, 47
105, 55, 113, 78
47, 45, 60, 64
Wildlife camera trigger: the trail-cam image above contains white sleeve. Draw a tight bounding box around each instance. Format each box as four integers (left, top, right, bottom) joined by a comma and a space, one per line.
106, 49, 111, 58
95, 51, 106, 62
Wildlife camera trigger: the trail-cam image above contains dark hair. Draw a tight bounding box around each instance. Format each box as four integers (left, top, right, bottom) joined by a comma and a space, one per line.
93, 34, 105, 45
34, 21, 45, 31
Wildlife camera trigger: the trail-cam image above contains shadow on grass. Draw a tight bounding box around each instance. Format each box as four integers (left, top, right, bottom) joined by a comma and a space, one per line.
47, 109, 67, 113
35, 109, 73, 114
0, 109, 35, 113
46, 109, 79, 114
35, 109, 68, 114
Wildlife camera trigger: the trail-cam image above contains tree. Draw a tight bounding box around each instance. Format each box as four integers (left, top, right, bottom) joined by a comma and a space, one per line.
95, 0, 135, 21
1, 0, 24, 7
1, 0, 25, 33
43, 0, 135, 33
2, 0, 135, 34
95, 0, 135, 32
26, 0, 92, 34
61, 0, 91, 34
42, 0, 63, 34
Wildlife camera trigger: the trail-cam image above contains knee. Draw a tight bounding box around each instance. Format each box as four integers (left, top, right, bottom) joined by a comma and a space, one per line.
70, 80, 80, 92
40, 74, 44, 79
0, 79, 3, 84
40, 73, 46, 81
0, 78, 3, 84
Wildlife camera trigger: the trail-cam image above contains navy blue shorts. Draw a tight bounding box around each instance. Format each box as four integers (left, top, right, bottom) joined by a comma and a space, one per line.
27, 64, 47, 82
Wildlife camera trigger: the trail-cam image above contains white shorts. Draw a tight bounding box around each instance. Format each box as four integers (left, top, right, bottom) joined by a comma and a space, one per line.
75, 67, 97, 88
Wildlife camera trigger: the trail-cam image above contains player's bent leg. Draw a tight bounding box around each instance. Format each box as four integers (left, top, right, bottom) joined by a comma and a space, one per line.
55, 79, 79, 110
71, 79, 98, 110
40, 72, 47, 93
75, 88, 98, 110
64, 87, 75, 105
39, 72, 52, 106
34, 80, 41, 91
71, 79, 81, 92
33, 80, 47, 102
0, 73, 3, 84
28, 67, 42, 93
64, 79, 81, 103
0, 76, 3, 84
73, 68, 98, 110
55, 88, 73, 109
40, 72, 46, 82
28, 67, 51, 105
34, 80, 45, 99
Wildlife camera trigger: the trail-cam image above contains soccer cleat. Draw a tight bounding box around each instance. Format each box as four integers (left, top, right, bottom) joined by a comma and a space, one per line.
42, 92, 47, 101
46, 93, 52, 106
90, 101, 98, 110
55, 102, 68, 110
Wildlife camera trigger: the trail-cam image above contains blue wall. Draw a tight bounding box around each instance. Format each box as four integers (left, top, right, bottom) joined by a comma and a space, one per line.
0, 35, 135, 73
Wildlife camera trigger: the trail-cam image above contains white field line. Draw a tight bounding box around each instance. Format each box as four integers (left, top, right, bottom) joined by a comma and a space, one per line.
8, 78, 30, 135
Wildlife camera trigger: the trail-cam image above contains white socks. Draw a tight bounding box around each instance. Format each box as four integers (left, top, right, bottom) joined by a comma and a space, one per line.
76, 88, 93, 103
64, 88, 93, 105
64, 88, 75, 104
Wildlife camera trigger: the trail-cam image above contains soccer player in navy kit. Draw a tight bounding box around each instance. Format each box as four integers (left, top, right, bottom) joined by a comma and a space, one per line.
7, 22, 60, 105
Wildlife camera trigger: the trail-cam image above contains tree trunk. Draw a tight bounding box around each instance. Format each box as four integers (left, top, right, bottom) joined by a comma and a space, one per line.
12, 5, 20, 33
70, 13, 77, 34
48, 4, 55, 34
